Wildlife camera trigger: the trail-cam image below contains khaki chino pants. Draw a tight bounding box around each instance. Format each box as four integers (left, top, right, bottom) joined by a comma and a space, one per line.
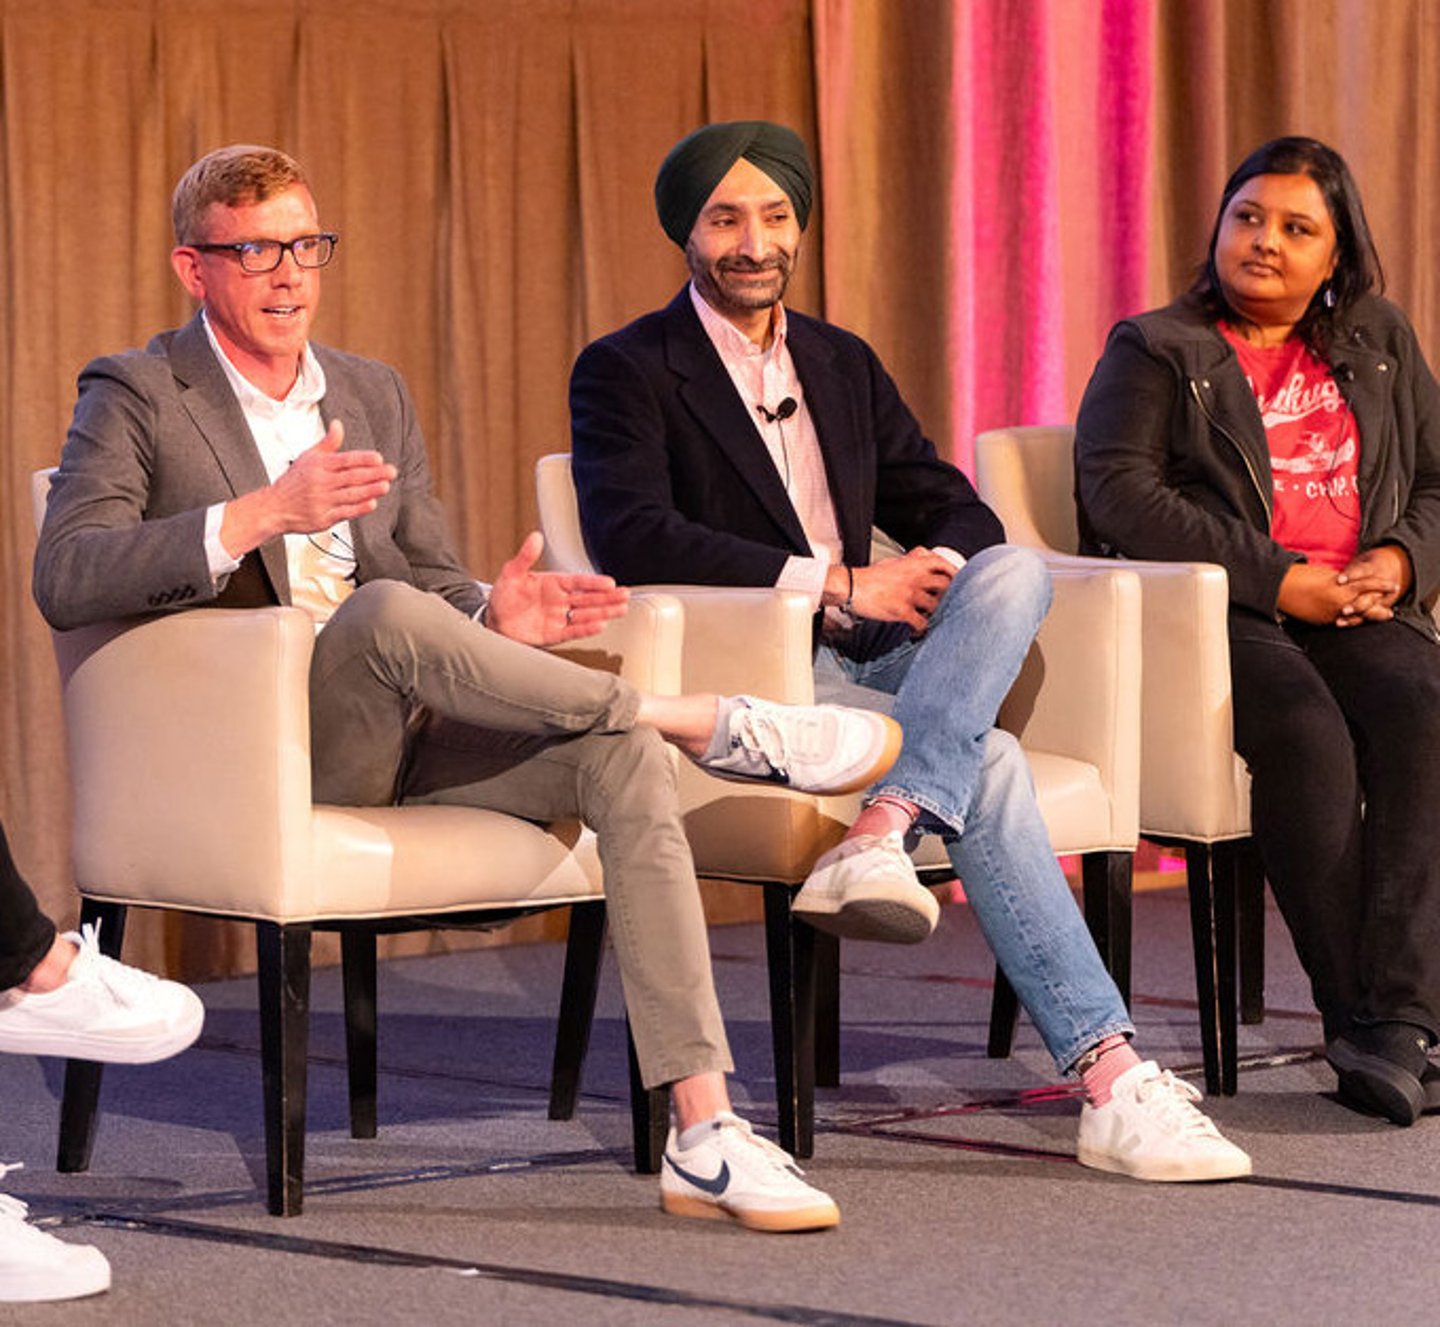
307, 579, 732, 1088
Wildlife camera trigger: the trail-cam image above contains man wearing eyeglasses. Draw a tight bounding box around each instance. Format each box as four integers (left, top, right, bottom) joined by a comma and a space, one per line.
31, 144, 911, 1233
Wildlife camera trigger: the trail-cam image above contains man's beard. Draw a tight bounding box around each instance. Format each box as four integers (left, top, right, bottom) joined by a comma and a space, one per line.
692, 252, 793, 313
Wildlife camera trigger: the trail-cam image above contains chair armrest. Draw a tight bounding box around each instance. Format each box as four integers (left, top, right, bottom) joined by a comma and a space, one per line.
629, 585, 817, 704
620, 586, 837, 881
54, 607, 317, 894
1127, 560, 1247, 840
549, 591, 684, 695
998, 561, 1141, 844
1032, 552, 1247, 839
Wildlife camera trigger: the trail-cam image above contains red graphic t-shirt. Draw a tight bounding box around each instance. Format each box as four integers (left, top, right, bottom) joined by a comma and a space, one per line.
1221, 323, 1361, 571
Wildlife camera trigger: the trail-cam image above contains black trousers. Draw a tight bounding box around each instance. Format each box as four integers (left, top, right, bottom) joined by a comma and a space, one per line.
1230, 611, 1440, 1042
0, 818, 55, 990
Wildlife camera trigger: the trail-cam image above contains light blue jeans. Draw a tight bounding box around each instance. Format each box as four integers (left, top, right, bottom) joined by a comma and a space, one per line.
812, 544, 1133, 1073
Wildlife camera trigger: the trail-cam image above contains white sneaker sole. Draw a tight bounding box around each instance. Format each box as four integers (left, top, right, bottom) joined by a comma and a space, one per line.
793, 885, 939, 945
1076, 1143, 1252, 1182
661, 1190, 840, 1232
0, 1002, 204, 1064
797, 713, 904, 796
0, 1249, 111, 1302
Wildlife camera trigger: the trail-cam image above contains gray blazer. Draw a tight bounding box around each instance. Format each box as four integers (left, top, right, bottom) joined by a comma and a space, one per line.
34, 313, 482, 631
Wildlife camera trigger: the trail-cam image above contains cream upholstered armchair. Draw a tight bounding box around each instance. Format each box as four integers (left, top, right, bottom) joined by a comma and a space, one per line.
536, 453, 1142, 1150
32, 470, 683, 1215
975, 424, 1264, 1096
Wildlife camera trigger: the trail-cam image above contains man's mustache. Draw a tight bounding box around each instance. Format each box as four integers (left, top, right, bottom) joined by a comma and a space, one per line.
718, 255, 790, 274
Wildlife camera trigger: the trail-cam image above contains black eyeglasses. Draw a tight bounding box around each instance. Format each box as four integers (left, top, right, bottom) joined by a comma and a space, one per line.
189, 233, 339, 273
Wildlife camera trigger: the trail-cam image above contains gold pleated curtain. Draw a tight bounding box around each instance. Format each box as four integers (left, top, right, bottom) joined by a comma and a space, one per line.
2, 0, 1438, 979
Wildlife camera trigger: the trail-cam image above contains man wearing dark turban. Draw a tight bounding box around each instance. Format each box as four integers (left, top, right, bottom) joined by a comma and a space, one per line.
570, 120, 1253, 1191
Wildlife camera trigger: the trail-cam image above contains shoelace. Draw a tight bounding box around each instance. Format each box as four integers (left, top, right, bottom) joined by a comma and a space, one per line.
728, 704, 825, 775
71, 923, 160, 1009
1133, 1069, 1224, 1138
714, 1115, 806, 1176
0, 1164, 30, 1223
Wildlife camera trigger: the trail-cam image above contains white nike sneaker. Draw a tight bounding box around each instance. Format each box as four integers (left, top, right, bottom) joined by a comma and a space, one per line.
0, 923, 204, 1064
696, 696, 902, 796
793, 830, 939, 943
0, 1165, 111, 1303
660, 1112, 840, 1233
1077, 1061, 1253, 1182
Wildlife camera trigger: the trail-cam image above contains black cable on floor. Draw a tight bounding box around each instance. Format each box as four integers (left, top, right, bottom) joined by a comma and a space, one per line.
69, 1211, 935, 1327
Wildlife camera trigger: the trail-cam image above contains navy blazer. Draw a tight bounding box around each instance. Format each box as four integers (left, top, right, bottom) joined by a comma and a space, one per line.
570, 289, 1003, 588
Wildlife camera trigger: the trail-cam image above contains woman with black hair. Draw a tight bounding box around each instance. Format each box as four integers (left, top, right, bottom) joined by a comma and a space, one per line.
1075, 136, 1440, 1125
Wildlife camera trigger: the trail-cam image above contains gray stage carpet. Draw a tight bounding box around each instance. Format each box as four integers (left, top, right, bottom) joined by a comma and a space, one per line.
2, 886, 1435, 1325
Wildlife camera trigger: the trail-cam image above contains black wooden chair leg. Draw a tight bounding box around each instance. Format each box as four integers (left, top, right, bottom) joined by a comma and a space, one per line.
56, 899, 127, 1174
1237, 840, 1266, 1026
1082, 851, 1133, 1007
986, 969, 1021, 1057
257, 921, 312, 1217
626, 1018, 668, 1174
340, 929, 378, 1139
1211, 842, 1240, 1095
813, 931, 840, 1089
1185, 846, 1224, 1096
764, 886, 816, 1159
549, 900, 607, 1121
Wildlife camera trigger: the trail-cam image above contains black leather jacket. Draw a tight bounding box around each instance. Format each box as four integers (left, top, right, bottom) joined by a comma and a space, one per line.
1075, 293, 1440, 637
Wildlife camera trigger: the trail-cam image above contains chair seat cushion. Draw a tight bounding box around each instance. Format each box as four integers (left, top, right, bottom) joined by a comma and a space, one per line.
79, 806, 604, 923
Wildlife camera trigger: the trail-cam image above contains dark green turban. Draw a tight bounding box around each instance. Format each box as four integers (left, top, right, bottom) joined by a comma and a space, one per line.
654, 120, 814, 246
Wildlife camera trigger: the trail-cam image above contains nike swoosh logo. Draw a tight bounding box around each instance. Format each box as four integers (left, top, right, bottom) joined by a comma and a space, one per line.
666, 1156, 731, 1195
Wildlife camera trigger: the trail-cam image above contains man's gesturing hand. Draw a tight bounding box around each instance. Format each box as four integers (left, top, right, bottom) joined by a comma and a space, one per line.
485, 531, 631, 646
220, 420, 397, 557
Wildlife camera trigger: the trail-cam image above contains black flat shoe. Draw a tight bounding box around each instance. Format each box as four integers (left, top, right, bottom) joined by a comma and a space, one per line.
1422, 1063, 1440, 1114
1327, 1031, 1426, 1126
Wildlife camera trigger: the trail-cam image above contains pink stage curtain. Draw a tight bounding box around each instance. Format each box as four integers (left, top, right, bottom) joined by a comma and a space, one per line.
815, 0, 1155, 473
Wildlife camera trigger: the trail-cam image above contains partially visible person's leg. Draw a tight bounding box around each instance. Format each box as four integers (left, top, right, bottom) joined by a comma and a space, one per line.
869, 544, 1053, 829
402, 720, 729, 1088
394, 707, 838, 1231
0, 819, 203, 1064
311, 579, 898, 806
0, 823, 201, 1302
805, 547, 1249, 1180
310, 580, 643, 805
1228, 612, 1365, 1041
800, 545, 1052, 943
943, 729, 1133, 1071
1295, 620, 1440, 1124
1300, 620, 1440, 1035
0, 821, 55, 992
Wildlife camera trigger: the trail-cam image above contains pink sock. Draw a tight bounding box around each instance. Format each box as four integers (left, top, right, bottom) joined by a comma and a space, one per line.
1079, 1034, 1142, 1106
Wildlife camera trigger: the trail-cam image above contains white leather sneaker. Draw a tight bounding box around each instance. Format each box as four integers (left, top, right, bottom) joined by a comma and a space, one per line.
0, 923, 204, 1064
0, 1165, 110, 1303
660, 1112, 839, 1233
1078, 1061, 1253, 1182
793, 831, 939, 943
696, 696, 902, 796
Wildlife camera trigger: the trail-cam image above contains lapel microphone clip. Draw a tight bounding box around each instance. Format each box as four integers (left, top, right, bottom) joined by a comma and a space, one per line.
756, 398, 797, 424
